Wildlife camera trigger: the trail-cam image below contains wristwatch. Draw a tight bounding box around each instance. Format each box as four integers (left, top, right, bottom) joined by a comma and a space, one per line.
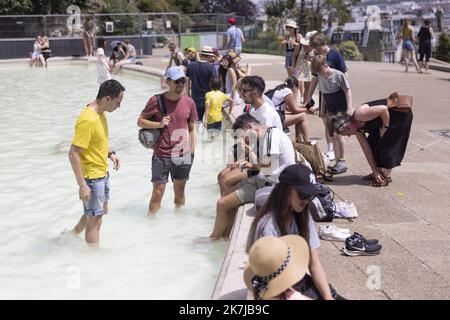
108, 151, 116, 159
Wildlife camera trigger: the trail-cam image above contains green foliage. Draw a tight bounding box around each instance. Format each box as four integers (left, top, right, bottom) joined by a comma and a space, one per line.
136, 0, 172, 13
336, 40, 363, 61
264, 0, 296, 18
101, 0, 138, 14
199, 0, 257, 22
325, 0, 351, 26
0, 0, 32, 14
436, 33, 450, 63
170, 0, 200, 14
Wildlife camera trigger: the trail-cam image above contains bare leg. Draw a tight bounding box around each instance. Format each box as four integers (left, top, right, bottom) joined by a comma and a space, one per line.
85, 215, 103, 247
333, 132, 345, 161
209, 192, 242, 240
83, 38, 89, 57
303, 82, 311, 104
149, 182, 167, 214
382, 168, 392, 180
411, 51, 421, 72
89, 37, 94, 56
218, 167, 231, 195
403, 49, 409, 72
300, 81, 305, 103
173, 179, 186, 210
72, 215, 87, 235
284, 113, 309, 142
222, 169, 246, 196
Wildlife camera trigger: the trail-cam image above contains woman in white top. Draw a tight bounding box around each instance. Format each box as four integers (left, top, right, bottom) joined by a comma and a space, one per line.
268, 76, 310, 142
292, 31, 316, 103
96, 38, 112, 85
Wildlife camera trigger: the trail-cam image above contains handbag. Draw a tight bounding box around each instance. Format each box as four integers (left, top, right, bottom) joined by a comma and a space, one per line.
138, 94, 167, 149
387, 92, 413, 113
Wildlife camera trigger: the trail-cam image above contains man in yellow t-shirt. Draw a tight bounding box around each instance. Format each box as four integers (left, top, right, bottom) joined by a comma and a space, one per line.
204, 78, 233, 141
68, 79, 125, 247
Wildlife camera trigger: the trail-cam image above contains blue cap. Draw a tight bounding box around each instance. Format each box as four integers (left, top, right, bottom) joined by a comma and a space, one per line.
165, 66, 185, 80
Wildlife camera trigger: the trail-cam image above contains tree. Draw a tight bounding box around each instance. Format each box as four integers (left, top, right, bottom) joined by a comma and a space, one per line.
337, 40, 363, 60
136, 0, 172, 13
0, 0, 33, 14
170, 0, 200, 14
29, 0, 92, 14
264, 0, 295, 18
199, 0, 257, 22
436, 32, 450, 63
325, 0, 351, 27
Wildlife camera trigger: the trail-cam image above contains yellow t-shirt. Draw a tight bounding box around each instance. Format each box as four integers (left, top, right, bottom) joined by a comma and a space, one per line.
205, 90, 229, 124
72, 107, 109, 179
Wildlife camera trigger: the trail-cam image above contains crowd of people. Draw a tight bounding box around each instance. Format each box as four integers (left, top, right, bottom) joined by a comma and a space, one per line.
67, 17, 414, 300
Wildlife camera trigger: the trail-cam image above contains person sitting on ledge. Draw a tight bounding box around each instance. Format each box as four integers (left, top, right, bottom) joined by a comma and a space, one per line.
207, 113, 295, 241
246, 164, 340, 300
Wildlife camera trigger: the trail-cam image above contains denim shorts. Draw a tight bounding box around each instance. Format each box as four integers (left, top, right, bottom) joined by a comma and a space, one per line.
151, 153, 194, 183
83, 172, 110, 216
403, 39, 415, 51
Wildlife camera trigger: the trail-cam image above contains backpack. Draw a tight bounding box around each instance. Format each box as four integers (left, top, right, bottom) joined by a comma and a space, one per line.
309, 184, 336, 222
138, 94, 167, 149
264, 86, 287, 125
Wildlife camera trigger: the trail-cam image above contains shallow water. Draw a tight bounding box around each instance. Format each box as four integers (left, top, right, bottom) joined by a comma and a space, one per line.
0, 63, 229, 299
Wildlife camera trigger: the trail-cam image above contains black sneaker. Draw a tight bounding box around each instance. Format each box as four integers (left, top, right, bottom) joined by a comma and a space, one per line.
343, 234, 382, 256
352, 232, 379, 245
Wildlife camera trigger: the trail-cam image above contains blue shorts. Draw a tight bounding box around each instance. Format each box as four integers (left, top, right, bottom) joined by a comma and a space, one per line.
128, 56, 137, 63
285, 51, 293, 68
83, 173, 110, 216
402, 39, 415, 51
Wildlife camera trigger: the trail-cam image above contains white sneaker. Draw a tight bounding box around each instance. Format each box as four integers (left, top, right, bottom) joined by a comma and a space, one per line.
334, 201, 358, 219
325, 151, 335, 161
319, 225, 352, 242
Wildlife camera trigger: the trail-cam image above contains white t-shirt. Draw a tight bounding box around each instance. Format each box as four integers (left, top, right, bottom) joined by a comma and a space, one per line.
256, 127, 296, 180
96, 48, 112, 85
271, 87, 293, 111
250, 101, 283, 130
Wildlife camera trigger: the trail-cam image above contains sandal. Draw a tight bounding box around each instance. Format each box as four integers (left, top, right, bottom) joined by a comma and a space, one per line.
369, 179, 390, 187
363, 173, 375, 181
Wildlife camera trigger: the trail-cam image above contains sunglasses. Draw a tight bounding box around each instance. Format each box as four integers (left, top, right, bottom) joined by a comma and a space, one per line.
171, 78, 186, 84
298, 193, 315, 201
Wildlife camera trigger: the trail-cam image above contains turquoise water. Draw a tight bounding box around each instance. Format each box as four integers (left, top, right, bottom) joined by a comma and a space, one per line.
0, 63, 228, 299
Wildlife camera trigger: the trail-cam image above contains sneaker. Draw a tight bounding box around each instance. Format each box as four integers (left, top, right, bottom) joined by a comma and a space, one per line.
327, 161, 347, 174
334, 201, 358, 219
324, 151, 335, 162
319, 225, 351, 242
343, 234, 382, 256
352, 232, 379, 245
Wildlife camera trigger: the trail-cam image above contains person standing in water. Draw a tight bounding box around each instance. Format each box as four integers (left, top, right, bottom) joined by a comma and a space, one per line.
68, 80, 125, 247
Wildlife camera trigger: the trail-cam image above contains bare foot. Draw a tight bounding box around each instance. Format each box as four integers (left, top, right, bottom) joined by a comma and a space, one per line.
194, 236, 219, 243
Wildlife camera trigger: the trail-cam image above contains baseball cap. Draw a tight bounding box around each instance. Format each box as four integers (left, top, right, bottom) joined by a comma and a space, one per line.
278, 164, 326, 196
165, 66, 185, 80
228, 18, 236, 25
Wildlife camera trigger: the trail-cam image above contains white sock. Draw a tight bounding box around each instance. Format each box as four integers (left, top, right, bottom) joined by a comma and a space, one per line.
327, 144, 334, 153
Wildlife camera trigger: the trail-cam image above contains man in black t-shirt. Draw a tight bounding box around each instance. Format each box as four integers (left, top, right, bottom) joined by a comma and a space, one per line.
185, 46, 218, 122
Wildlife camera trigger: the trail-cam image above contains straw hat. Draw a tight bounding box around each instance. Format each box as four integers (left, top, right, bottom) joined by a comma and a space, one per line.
200, 45, 215, 56
300, 30, 318, 46
285, 19, 298, 29
227, 50, 241, 64
243, 235, 310, 300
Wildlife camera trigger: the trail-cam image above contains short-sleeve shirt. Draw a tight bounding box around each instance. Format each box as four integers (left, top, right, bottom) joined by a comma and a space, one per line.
139, 94, 198, 158
205, 90, 228, 123
250, 101, 283, 130
317, 68, 350, 94
255, 127, 296, 179
186, 61, 218, 100
271, 87, 293, 111
252, 212, 321, 250
326, 48, 347, 73
72, 107, 109, 179
226, 26, 244, 49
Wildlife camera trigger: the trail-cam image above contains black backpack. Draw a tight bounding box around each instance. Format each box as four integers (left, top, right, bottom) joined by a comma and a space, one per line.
310, 184, 336, 222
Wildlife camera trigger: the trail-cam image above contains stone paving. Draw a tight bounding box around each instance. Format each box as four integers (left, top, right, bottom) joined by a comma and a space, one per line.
139, 51, 450, 299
